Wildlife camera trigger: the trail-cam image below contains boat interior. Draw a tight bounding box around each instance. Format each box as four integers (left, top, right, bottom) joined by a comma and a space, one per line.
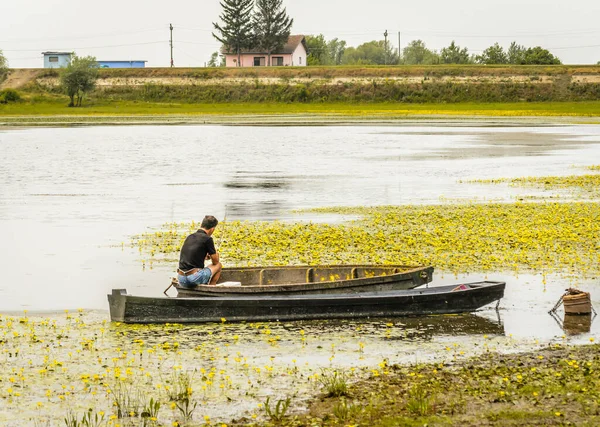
216, 265, 417, 287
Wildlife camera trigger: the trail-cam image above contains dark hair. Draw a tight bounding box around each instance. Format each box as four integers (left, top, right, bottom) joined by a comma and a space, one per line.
201, 215, 219, 229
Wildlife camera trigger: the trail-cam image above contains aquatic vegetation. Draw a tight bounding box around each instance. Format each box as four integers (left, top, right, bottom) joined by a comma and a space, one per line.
3, 311, 512, 426
133, 201, 600, 279
318, 370, 350, 397
263, 396, 291, 422
405, 384, 434, 416
332, 398, 362, 422
64, 409, 105, 427
467, 173, 600, 197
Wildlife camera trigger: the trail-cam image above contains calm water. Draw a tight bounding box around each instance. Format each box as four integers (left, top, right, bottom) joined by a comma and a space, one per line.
1, 124, 599, 343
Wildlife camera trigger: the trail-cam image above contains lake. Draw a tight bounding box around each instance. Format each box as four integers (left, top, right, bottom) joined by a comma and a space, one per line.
1, 123, 599, 341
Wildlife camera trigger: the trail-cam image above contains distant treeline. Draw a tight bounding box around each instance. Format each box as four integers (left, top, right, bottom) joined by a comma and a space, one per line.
304, 37, 562, 66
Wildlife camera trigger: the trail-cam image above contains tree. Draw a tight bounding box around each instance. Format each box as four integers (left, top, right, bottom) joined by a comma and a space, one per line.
440, 41, 471, 64
507, 41, 527, 64
253, 0, 293, 66
59, 55, 98, 107
402, 40, 439, 65
476, 43, 508, 64
306, 34, 329, 65
328, 38, 346, 65
212, 0, 255, 67
523, 46, 561, 65
0, 49, 8, 83
342, 40, 398, 65
208, 51, 225, 67
306, 35, 347, 65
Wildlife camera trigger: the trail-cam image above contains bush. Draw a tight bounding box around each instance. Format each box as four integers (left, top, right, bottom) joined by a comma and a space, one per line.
0, 88, 21, 103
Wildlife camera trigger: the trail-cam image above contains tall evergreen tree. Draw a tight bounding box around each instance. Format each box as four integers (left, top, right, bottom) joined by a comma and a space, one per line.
212, 0, 255, 67
253, 0, 293, 66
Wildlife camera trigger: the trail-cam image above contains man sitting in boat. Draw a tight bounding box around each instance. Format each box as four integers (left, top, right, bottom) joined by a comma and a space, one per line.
177, 215, 222, 287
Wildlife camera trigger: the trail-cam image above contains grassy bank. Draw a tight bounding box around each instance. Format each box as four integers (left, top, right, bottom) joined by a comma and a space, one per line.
2, 64, 600, 122
2, 100, 600, 120
294, 343, 600, 426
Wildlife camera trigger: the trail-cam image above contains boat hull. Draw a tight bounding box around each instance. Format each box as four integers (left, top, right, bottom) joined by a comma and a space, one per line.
109, 281, 505, 324
174, 265, 434, 297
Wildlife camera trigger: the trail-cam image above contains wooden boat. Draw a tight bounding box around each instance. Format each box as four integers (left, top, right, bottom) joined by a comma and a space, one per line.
108, 280, 505, 324
171, 265, 434, 297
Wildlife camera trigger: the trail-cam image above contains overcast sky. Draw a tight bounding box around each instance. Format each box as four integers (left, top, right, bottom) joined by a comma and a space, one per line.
2, 0, 600, 68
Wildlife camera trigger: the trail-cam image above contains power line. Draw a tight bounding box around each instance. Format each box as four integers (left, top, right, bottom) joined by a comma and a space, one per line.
2, 41, 167, 52
0, 27, 165, 44
178, 40, 222, 46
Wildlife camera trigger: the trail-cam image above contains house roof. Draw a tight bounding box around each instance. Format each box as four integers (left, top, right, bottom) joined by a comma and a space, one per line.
222, 35, 307, 55
42, 52, 72, 55
97, 60, 148, 63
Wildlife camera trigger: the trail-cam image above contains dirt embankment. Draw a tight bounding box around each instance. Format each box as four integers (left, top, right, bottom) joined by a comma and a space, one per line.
4, 65, 600, 90
0, 69, 43, 90
36, 74, 598, 88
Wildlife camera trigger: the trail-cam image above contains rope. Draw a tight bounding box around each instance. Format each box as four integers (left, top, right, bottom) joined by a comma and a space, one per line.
548, 293, 565, 314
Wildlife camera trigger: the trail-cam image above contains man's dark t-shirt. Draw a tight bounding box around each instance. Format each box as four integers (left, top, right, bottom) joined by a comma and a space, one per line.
178, 229, 216, 271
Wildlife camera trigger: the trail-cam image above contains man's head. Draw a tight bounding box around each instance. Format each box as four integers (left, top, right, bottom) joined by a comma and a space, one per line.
201, 215, 219, 235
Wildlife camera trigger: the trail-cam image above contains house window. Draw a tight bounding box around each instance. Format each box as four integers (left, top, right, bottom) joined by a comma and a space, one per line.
254, 57, 266, 66
299, 57, 302, 65
49, 56, 59, 63
272, 57, 284, 66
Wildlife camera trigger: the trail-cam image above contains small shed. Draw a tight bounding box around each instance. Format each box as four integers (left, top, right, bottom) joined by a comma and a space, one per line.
97, 60, 147, 69
42, 52, 72, 68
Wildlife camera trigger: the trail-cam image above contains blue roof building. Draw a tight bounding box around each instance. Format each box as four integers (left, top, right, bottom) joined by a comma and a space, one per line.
42, 52, 72, 68
97, 60, 147, 68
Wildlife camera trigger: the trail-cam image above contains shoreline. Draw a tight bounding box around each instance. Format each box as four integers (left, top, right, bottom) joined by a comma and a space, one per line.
2, 113, 600, 127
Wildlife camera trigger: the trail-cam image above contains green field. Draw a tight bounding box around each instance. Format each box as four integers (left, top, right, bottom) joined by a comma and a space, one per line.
2, 100, 600, 122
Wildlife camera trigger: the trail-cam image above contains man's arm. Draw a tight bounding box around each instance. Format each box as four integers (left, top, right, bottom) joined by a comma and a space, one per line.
206, 237, 219, 265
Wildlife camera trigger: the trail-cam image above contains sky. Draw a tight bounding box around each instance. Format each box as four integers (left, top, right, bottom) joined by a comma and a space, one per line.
2, 0, 600, 68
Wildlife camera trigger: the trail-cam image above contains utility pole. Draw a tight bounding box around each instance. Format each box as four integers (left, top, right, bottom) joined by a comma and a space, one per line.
398, 31, 401, 64
384, 30, 388, 65
170, 23, 174, 67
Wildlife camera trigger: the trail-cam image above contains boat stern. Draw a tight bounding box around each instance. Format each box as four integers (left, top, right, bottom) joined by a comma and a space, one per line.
411, 266, 434, 286
107, 289, 128, 322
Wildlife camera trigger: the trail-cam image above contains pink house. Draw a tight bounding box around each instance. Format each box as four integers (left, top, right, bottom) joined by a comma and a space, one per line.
224, 35, 308, 67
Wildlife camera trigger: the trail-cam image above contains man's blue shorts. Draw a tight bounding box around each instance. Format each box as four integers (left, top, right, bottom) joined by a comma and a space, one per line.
178, 267, 212, 288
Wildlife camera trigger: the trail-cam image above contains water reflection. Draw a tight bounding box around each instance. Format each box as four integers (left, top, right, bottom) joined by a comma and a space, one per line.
224, 200, 289, 220
551, 312, 596, 336
106, 313, 504, 350
224, 171, 291, 190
